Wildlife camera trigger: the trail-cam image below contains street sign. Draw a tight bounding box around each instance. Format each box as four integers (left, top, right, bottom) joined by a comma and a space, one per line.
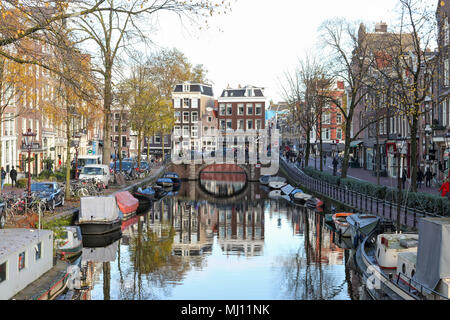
87, 149, 93, 154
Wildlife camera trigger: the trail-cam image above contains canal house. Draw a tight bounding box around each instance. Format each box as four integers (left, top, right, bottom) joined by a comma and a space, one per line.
0, 228, 53, 300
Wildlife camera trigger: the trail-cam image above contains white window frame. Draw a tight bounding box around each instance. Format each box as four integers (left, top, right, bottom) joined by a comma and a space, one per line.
255, 104, 262, 115
246, 104, 253, 115
191, 126, 198, 138
226, 104, 233, 116
174, 99, 181, 108
192, 98, 198, 108
237, 119, 244, 130
183, 112, 190, 123
191, 111, 198, 122
247, 119, 253, 130
237, 104, 244, 115
219, 104, 226, 116
226, 119, 233, 129
183, 126, 190, 137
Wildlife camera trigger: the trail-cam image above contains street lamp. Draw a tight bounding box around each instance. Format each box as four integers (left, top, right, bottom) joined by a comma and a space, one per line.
73, 133, 81, 180
395, 139, 405, 231
23, 128, 36, 199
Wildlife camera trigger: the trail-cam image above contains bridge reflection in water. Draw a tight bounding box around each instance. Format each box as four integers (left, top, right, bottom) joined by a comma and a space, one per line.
199, 164, 247, 197
69, 172, 368, 300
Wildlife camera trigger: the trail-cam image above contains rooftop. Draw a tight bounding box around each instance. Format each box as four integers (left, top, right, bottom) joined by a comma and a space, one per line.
0, 228, 52, 260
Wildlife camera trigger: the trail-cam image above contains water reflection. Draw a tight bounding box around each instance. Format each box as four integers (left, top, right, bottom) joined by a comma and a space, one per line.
71, 184, 365, 300
199, 172, 246, 197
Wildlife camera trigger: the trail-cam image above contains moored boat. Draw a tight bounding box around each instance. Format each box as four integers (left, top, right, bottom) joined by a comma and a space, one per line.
290, 190, 312, 205
77, 196, 122, 235
133, 186, 156, 203
347, 213, 380, 246
56, 226, 83, 261
268, 189, 283, 199
306, 197, 324, 209
267, 176, 287, 189
156, 177, 174, 188
281, 184, 295, 195
259, 175, 271, 185
115, 191, 139, 221
162, 172, 181, 187
332, 213, 353, 238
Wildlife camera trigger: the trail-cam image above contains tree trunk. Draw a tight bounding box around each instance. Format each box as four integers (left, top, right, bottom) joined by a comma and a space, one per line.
137, 130, 142, 169
65, 119, 72, 199
161, 134, 165, 163
410, 114, 418, 192
340, 118, 353, 179
305, 128, 311, 168
118, 111, 123, 171
102, 67, 112, 166
146, 136, 150, 160
376, 122, 380, 185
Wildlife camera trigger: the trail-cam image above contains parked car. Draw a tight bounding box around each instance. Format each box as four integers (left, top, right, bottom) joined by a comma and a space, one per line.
110, 161, 138, 177
79, 164, 112, 188
30, 182, 65, 210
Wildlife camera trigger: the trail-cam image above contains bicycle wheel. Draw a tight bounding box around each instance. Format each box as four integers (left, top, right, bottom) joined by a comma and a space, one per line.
77, 188, 89, 197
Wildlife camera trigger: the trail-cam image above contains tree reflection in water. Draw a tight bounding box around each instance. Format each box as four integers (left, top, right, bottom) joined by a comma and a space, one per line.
277, 206, 348, 300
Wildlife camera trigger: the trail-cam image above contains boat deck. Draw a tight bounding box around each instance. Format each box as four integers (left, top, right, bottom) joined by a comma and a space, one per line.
11, 259, 69, 300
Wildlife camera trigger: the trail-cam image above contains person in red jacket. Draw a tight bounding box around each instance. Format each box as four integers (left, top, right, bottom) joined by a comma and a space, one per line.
439, 178, 450, 197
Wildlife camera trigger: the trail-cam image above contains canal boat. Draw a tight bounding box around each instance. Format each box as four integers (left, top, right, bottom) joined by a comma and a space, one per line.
269, 189, 283, 199
82, 229, 122, 248
347, 213, 380, 246
1, 228, 69, 300
290, 190, 313, 205
306, 197, 324, 209
356, 217, 450, 300
156, 177, 174, 188
267, 176, 287, 189
332, 213, 353, 238
133, 186, 156, 201
162, 172, 181, 187
281, 184, 295, 195
259, 175, 271, 185
77, 196, 122, 235
56, 226, 83, 262
115, 191, 139, 221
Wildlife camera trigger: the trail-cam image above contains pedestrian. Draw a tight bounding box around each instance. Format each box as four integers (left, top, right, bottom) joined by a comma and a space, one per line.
332, 157, 339, 176
0, 167, 5, 189
10, 166, 17, 188
425, 167, 433, 188
297, 154, 302, 168
323, 154, 327, 167
402, 168, 407, 189
439, 178, 449, 197
417, 168, 424, 189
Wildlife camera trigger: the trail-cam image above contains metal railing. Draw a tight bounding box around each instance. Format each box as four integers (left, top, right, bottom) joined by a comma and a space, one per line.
280, 156, 443, 229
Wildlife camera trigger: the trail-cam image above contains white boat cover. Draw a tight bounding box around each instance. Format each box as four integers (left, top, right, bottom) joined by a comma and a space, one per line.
82, 241, 119, 262
281, 184, 295, 195
415, 218, 450, 290
79, 196, 119, 223
269, 176, 286, 183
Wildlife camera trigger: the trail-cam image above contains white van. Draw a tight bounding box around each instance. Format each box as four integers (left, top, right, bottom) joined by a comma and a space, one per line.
78, 164, 111, 187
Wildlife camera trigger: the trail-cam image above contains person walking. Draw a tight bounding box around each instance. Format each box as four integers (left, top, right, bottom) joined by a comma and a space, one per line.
332, 156, 339, 176
0, 167, 6, 190
439, 178, 449, 197
417, 168, 424, 189
425, 167, 433, 188
323, 154, 327, 167
402, 168, 407, 189
9, 166, 17, 188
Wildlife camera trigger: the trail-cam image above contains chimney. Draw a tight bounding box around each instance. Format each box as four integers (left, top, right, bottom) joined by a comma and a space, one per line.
375, 22, 388, 33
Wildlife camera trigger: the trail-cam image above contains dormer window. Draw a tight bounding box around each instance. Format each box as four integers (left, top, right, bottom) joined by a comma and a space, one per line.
224, 91, 228, 97
246, 88, 253, 97
183, 84, 190, 92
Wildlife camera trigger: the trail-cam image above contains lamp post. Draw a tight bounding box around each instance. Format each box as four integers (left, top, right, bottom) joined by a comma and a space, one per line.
23, 128, 36, 199
73, 133, 81, 180
127, 138, 131, 158
396, 140, 405, 231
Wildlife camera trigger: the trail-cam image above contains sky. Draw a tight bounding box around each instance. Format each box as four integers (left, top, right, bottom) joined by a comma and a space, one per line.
148, 0, 436, 103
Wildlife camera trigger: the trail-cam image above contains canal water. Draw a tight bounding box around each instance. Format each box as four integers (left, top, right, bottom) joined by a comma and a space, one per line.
72, 177, 368, 300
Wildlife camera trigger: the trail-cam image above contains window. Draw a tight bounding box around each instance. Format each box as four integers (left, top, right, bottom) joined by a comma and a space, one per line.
183, 98, 190, 108
35, 242, 42, 261
226, 120, 233, 129
114, 125, 119, 133
336, 128, 342, 140
122, 136, 127, 147
226, 104, 233, 115
219, 104, 226, 116
183, 126, 190, 137
444, 100, 448, 127
204, 126, 209, 133
18, 252, 25, 271
175, 111, 181, 123
255, 104, 262, 115
445, 18, 450, 46
183, 112, 190, 123
183, 84, 190, 92
115, 113, 120, 120
247, 119, 253, 130
191, 126, 198, 138
336, 113, 342, 124
174, 126, 181, 136
256, 119, 262, 130
237, 119, 244, 130
220, 119, 226, 130
238, 104, 244, 115
247, 104, 253, 115
191, 112, 198, 122
445, 59, 449, 87
322, 128, 330, 140
207, 116, 212, 122
0, 262, 6, 283
174, 99, 181, 108
246, 88, 252, 97
322, 113, 330, 124
192, 99, 198, 108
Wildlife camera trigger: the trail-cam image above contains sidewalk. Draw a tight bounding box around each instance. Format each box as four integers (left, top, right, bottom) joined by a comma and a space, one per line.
297, 155, 441, 197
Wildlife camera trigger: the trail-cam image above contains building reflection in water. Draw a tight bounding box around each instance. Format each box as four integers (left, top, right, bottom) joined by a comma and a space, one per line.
68, 178, 365, 300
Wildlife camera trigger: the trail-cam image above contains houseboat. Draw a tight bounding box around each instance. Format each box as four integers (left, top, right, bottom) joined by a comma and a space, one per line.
56, 226, 83, 262
356, 217, 450, 300
77, 196, 122, 235
0, 228, 68, 300
332, 213, 353, 238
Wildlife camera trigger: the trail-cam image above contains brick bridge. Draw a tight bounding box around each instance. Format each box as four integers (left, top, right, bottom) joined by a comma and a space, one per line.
167, 163, 264, 182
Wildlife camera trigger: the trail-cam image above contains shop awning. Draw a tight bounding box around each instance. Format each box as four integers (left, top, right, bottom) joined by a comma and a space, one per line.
350, 140, 363, 148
